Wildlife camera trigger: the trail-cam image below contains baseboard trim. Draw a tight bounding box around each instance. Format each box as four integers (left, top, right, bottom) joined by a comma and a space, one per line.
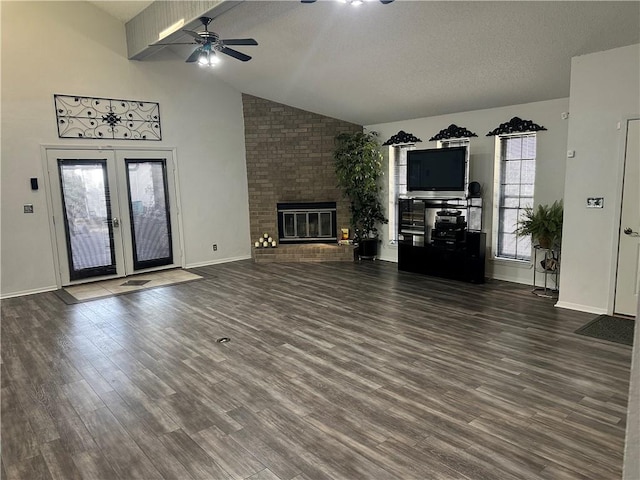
554, 301, 608, 315
1, 285, 58, 300
185, 255, 252, 269
488, 273, 530, 286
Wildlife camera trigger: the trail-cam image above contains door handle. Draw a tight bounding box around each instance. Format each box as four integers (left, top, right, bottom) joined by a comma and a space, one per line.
624, 227, 639, 237
112, 217, 120, 228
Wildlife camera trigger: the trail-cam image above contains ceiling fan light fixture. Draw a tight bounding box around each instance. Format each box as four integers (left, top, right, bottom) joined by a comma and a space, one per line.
198, 51, 220, 67
208, 52, 220, 66
350, 0, 364, 5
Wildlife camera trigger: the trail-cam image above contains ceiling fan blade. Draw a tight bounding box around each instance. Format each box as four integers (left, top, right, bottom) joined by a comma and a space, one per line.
301, 0, 317, 3
220, 38, 258, 46
183, 29, 204, 42
186, 47, 203, 63
379, 0, 394, 3
220, 47, 252, 62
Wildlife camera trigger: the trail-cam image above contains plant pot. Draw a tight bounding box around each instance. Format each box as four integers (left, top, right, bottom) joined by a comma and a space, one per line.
358, 238, 379, 260
537, 236, 552, 249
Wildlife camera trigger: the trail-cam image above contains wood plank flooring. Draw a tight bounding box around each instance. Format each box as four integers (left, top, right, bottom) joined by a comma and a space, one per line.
1, 260, 633, 479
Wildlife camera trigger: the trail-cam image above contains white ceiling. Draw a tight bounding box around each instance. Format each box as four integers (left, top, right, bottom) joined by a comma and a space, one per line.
90, 0, 154, 23
100, 1, 640, 125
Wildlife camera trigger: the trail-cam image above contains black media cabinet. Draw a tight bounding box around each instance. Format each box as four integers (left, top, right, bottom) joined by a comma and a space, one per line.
397, 198, 486, 283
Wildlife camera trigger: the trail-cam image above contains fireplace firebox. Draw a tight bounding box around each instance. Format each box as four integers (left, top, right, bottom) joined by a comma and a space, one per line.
277, 202, 337, 244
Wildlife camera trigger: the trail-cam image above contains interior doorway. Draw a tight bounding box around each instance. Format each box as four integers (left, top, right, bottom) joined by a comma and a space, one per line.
45, 148, 182, 286
614, 118, 640, 317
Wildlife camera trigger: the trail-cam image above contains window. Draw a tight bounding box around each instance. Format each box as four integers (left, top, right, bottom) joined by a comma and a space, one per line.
388, 145, 411, 244
438, 139, 469, 149
494, 133, 536, 261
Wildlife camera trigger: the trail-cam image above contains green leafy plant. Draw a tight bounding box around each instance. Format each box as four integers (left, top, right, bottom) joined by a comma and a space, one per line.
334, 130, 388, 242
516, 200, 563, 249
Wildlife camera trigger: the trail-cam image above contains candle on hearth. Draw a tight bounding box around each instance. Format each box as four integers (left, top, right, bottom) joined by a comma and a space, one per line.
254, 241, 260, 248
271, 241, 276, 247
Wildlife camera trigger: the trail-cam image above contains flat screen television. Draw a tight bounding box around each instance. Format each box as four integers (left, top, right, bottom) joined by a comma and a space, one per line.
406, 146, 468, 198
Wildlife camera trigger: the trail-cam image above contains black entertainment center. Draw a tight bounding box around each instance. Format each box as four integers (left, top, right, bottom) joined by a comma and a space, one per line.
397, 146, 486, 283
398, 198, 486, 283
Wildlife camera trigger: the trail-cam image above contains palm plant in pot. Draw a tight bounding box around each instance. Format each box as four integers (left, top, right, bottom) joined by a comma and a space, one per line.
334, 130, 388, 259
516, 200, 564, 250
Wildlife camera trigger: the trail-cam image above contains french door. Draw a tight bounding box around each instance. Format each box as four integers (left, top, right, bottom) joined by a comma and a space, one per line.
46, 148, 182, 286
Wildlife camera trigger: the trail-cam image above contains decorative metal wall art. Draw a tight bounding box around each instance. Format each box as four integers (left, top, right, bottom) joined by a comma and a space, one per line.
486, 116, 546, 136
429, 124, 477, 141
54, 94, 162, 140
382, 130, 422, 146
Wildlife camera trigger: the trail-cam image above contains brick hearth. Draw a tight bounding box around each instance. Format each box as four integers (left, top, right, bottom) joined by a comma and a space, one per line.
253, 244, 354, 263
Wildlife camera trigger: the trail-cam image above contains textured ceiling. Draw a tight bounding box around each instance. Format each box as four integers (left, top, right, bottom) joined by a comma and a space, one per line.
107, 1, 640, 125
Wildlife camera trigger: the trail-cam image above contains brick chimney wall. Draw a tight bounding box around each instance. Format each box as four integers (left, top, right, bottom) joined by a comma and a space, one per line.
242, 94, 362, 247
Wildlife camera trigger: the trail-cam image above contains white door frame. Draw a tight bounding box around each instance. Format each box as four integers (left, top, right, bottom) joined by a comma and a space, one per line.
607, 116, 640, 315
41, 145, 185, 288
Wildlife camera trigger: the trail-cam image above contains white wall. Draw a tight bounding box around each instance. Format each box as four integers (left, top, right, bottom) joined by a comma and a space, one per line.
367, 98, 569, 285
0, 1, 251, 297
558, 44, 640, 314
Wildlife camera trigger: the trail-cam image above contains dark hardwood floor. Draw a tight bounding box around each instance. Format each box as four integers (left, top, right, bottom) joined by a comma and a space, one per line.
1, 260, 632, 479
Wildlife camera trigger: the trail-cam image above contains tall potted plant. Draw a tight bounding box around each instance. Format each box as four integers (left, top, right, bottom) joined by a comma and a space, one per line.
516, 200, 564, 249
334, 130, 388, 259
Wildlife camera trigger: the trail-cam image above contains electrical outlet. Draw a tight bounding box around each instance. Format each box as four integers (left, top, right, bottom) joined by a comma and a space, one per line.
212, 244, 218, 252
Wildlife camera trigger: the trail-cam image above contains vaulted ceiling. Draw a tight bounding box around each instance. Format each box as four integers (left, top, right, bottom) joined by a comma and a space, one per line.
96, 1, 639, 125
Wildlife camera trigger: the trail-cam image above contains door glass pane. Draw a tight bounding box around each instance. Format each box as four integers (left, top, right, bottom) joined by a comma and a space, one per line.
59, 160, 116, 279
126, 160, 173, 269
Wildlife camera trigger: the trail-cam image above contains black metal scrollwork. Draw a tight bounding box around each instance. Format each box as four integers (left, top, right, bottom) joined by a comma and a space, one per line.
382, 130, 422, 146
54, 94, 162, 140
486, 117, 546, 136
429, 124, 478, 141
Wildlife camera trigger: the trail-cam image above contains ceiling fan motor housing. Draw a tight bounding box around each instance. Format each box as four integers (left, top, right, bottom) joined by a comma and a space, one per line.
199, 32, 219, 44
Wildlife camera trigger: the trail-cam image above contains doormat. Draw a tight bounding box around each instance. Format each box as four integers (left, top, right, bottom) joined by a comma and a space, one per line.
574, 315, 635, 346
54, 269, 203, 304
121, 279, 150, 286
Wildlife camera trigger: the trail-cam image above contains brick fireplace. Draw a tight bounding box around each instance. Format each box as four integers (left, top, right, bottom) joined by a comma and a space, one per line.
242, 94, 360, 262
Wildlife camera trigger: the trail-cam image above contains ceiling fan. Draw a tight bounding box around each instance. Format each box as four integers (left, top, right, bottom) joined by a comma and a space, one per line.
154, 17, 258, 66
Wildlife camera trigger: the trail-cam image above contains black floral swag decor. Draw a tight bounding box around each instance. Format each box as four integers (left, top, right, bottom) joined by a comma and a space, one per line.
486, 117, 546, 136
382, 130, 422, 146
429, 124, 478, 141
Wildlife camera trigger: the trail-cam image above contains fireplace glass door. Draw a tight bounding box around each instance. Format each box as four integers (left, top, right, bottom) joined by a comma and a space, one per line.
284, 211, 333, 239
278, 202, 337, 244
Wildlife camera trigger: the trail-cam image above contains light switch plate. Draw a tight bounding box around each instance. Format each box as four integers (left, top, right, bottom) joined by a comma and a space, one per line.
24, 204, 34, 213
587, 197, 604, 208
